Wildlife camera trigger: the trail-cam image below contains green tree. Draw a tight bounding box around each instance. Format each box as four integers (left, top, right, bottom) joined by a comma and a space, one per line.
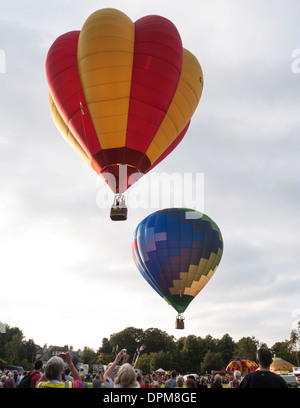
5, 332, 24, 365
109, 327, 144, 357
234, 336, 259, 361
0, 325, 24, 363
95, 353, 115, 365
204, 334, 218, 352
19, 358, 30, 370
289, 322, 300, 366
22, 339, 39, 364
200, 351, 224, 373
97, 337, 112, 354
135, 353, 151, 374
271, 341, 292, 362
81, 347, 96, 365
143, 328, 176, 354
216, 334, 236, 365
181, 335, 202, 373
148, 351, 174, 372
175, 337, 185, 352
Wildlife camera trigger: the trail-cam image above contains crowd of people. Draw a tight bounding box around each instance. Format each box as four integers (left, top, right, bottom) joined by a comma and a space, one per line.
0, 348, 293, 389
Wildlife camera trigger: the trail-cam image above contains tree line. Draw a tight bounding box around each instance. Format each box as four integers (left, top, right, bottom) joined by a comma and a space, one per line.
94, 325, 300, 374
0, 323, 299, 374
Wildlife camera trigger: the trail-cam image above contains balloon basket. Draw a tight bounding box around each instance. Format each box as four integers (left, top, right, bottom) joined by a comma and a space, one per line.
175, 314, 185, 329
110, 194, 127, 221
110, 206, 127, 221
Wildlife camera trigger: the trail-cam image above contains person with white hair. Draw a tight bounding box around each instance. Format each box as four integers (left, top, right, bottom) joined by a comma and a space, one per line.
36, 352, 82, 388
175, 375, 185, 388
228, 370, 242, 388
103, 350, 140, 388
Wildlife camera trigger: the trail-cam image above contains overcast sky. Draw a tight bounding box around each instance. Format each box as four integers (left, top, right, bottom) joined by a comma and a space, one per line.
0, 0, 299, 354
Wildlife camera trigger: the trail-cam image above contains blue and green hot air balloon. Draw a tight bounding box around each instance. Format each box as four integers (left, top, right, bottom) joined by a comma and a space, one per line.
132, 208, 224, 328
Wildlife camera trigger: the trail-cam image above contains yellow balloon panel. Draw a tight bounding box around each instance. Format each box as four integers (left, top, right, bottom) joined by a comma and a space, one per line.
48, 94, 92, 167
146, 48, 203, 165
77, 8, 135, 150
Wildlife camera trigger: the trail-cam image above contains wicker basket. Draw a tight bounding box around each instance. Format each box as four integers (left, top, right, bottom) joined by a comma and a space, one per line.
175, 320, 185, 329
110, 206, 128, 221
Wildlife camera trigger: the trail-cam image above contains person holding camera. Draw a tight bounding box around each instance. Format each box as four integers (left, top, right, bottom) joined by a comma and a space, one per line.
36, 352, 82, 388
103, 349, 140, 388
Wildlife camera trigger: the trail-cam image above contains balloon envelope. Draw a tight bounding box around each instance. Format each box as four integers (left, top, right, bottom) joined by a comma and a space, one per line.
270, 357, 295, 373
132, 208, 223, 314
226, 359, 258, 376
46, 8, 203, 193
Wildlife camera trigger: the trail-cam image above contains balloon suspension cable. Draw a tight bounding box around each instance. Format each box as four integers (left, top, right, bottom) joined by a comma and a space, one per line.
80, 100, 91, 153
114, 193, 126, 208
176, 313, 185, 322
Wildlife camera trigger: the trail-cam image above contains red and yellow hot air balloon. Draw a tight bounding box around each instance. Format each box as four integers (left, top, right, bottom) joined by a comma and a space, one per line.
46, 8, 203, 220
226, 358, 258, 376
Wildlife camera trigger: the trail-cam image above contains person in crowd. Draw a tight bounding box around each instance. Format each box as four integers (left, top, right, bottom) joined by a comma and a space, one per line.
19, 371, 26, 384
231, 379, 240, 388
151, 373, 158, 387
92, 373, 103, 388
36, 351, 82, 388
103, 350, 129, 388
136, 371, 143, 387
198, 376, 208, 389
65, 367, 74, 381
104, 350, 139, 388
210, 374, 223, 388
114, 363, 140, 388
4, 372, 16, 388
228, 370, 241, 388
29, 360, 43, 388
155, 376, 165, 388
0, 375, 6, 388
175, 375, 185, 388
186, 378, 197, 388
80, 374, 89, 388
141, 377, 153, 388
165, 370, 177, 388
239, 347, 288, 388
13, 370, 20, 386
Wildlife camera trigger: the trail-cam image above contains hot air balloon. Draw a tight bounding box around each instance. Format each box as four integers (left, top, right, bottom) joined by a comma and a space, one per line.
132, 208, 223, 328
270, 356, 295, 374
226, 358, 258, 376
45, 8, 203, 220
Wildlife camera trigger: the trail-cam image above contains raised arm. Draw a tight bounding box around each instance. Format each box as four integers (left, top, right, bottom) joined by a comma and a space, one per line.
103, 351, 124, 382
65, 352, 81, 381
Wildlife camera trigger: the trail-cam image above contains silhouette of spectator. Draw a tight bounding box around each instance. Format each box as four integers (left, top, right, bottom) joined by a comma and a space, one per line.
239, 348, 288, 388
